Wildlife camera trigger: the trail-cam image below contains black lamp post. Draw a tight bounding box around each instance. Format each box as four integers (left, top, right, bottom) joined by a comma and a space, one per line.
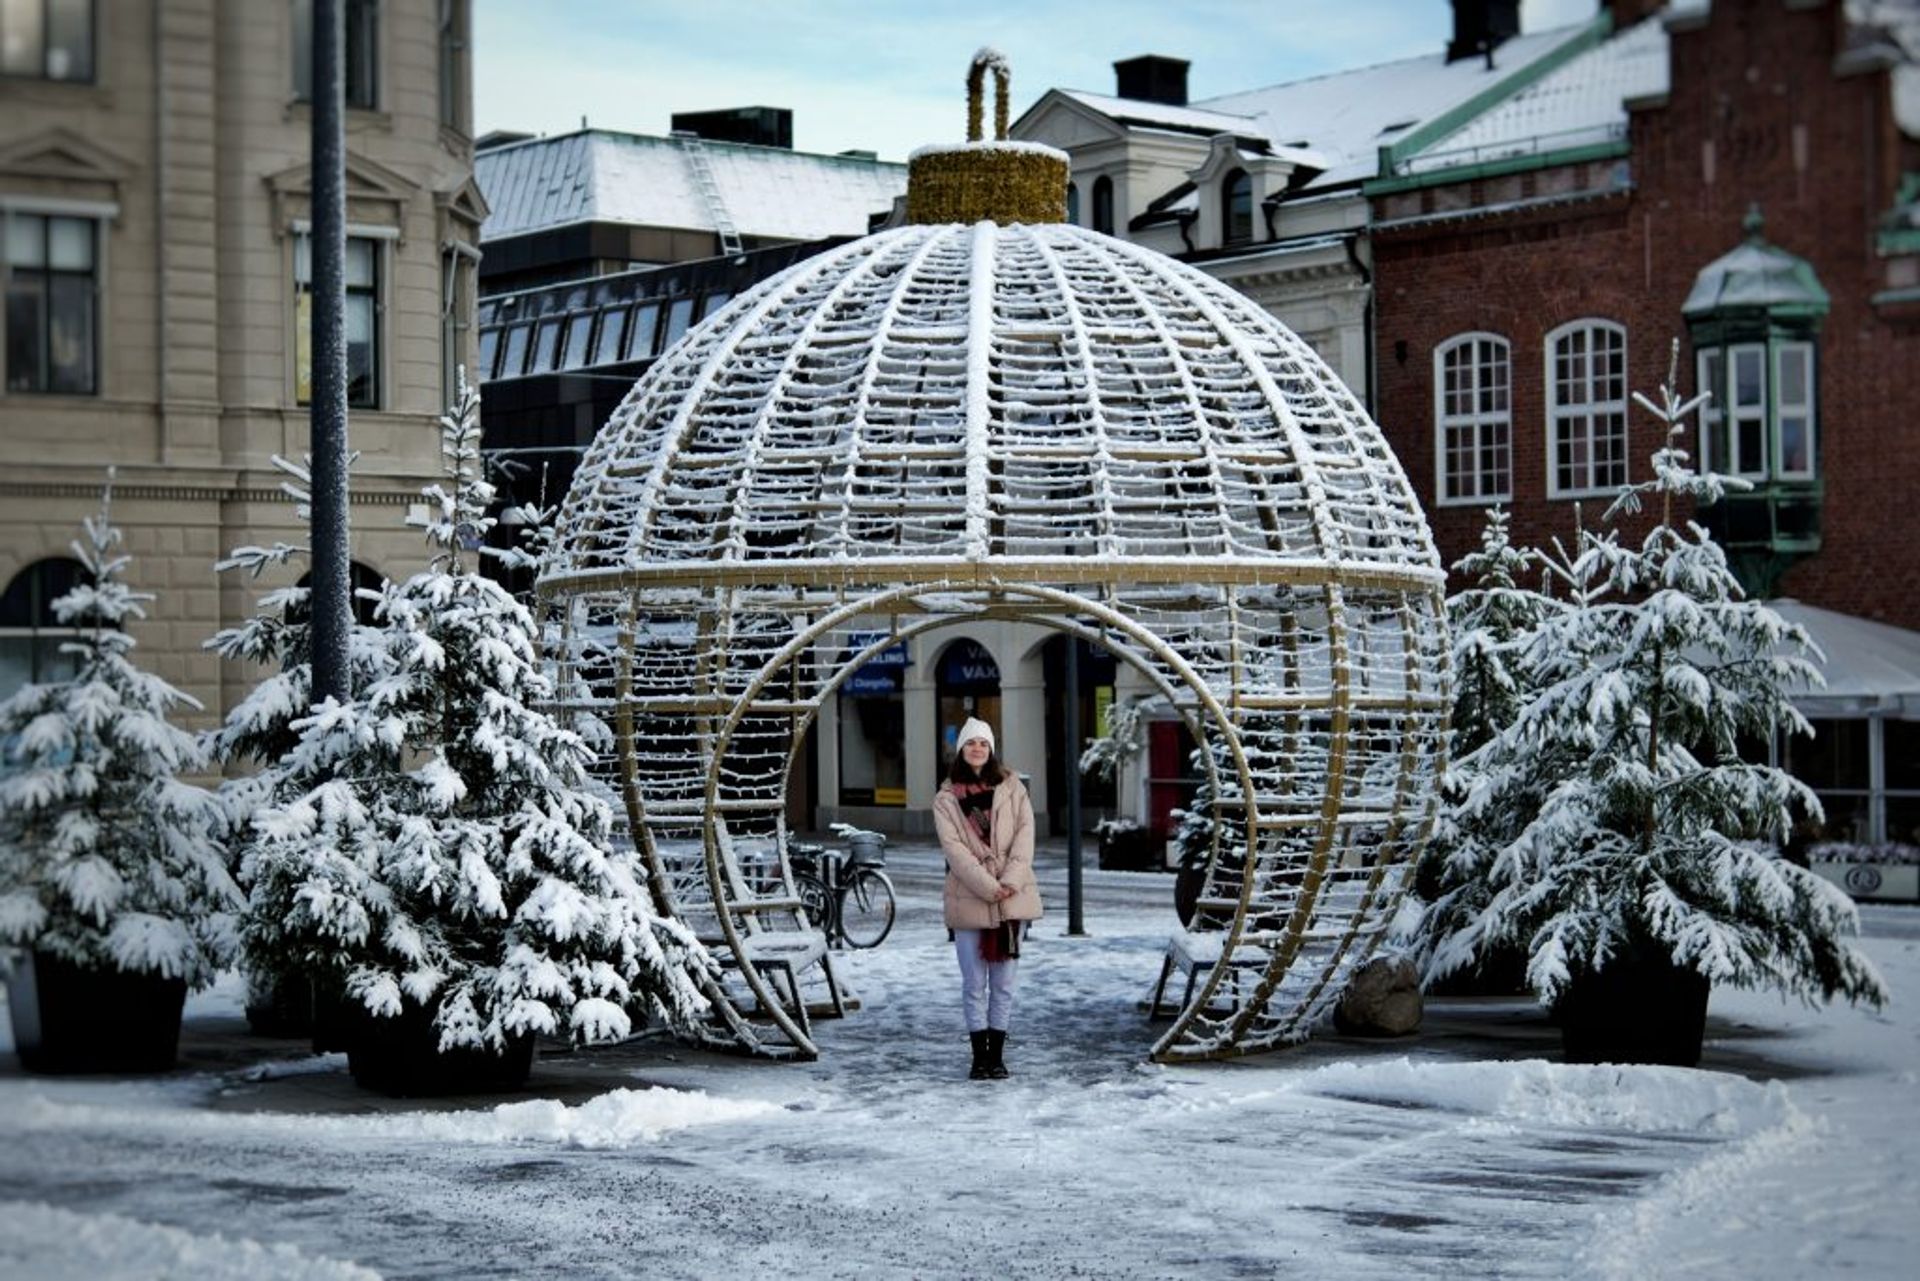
308, 0, 352, 706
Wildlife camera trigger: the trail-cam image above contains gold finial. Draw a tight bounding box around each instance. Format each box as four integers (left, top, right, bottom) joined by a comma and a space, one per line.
906, 49, 1068, 226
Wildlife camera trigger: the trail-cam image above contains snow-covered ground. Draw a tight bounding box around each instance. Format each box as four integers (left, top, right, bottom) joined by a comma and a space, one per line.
1, 847, 1914, 1280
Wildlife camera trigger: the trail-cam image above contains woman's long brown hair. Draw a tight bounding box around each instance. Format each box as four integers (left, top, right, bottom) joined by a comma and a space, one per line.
948, 747, 1007, 787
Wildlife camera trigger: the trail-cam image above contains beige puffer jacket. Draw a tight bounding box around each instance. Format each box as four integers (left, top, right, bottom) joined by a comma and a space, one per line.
934, 773, 1043, 931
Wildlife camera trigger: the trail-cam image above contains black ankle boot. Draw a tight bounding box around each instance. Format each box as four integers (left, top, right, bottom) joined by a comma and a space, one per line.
985, 1029, 1009, 1079
968, 1030, 990, 1080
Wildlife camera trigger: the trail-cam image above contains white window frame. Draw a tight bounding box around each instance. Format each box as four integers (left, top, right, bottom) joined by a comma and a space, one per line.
1774, 340, 1816, 480
1432, 332, 1512, 506
1091, 175, 1115, 236
1222, 169, 1252, 247
1545, 319, 1629, 499
1726, 342, 1768, 478
1695, 346, 1724, 475
1696, 340, 1819, 482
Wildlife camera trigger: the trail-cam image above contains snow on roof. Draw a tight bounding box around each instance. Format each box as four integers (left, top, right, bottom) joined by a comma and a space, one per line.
1058, 90, 1265, 138
1772, 600, 1920, 716
1406, 1, 1920, 173
1851, 0, 1920, 137
1190, 22, 1592, 189
1403, 15, 1670, 175
475, 131, 908, 244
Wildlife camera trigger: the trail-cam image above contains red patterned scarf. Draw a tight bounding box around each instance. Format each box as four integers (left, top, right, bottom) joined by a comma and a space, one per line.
950, 778, 994, 843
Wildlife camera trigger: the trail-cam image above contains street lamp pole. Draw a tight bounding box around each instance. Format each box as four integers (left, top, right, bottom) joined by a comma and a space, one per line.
308, 0, 351, 707
1065, 636, 1086, 935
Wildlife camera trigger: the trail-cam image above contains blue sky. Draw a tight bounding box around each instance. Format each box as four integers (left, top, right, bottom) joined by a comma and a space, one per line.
475, 0, 1598, 159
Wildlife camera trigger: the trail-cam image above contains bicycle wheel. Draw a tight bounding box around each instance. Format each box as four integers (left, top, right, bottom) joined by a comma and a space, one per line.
795, 873, 832, 935
838, 868, 896, 949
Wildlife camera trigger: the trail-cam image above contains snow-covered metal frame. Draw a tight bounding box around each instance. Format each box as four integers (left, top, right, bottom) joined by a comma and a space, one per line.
538, 220, 1451, 1063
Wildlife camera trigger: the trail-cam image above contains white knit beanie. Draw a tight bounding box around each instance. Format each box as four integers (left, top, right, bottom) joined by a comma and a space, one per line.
957, 716, 995, 754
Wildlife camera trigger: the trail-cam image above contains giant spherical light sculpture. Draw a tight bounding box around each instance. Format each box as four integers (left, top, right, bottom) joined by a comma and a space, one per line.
539, 57, 1450, 1063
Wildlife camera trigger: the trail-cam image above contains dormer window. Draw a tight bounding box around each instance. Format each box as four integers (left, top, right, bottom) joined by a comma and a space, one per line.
1223, 169, 1251, 246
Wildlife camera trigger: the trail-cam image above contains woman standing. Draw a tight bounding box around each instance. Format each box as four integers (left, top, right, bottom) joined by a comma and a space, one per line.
933, 717, 1043, 1080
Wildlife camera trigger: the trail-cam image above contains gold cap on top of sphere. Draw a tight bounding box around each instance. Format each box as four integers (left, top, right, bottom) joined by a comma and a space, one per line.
905, 49, 1068, 225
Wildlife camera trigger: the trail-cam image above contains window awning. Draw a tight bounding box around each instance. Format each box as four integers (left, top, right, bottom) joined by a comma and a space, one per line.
1773, 600, 1920, 718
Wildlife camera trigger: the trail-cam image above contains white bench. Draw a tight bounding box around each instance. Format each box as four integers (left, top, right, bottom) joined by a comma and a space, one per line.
1147, 928, 1266, 1019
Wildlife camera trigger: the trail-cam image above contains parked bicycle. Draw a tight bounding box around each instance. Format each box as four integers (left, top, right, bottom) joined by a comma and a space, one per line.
789, 825, 896, 949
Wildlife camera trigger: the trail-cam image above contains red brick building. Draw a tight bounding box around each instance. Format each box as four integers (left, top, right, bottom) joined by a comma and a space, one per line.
1367, 0, 1919, 630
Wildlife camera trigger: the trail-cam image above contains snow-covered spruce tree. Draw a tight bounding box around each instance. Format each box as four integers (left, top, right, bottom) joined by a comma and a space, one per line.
1443, 507, 1552, 757
1078, 696, 1150, 786
1412, 506, 1562, 983
241, 375, 711, 1056
474, 471, 616, 763
0, 475, 238, 986
206, 453, 388, 782
1445, 347, 1885, 1009
204, 453, 390, 1023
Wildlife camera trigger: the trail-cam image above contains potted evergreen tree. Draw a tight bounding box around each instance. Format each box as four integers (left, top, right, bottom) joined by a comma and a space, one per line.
0, 476, 238, 1072
205, 453, 390, 1044
1414, 506, 1557, 996
237, 378, 711, 1095
1424, 349, 1887, 1065
1079, 698, 1159, 870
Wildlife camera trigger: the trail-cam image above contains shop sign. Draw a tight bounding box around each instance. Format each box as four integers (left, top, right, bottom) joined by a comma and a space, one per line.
843, 636, 910, 697
846, 633, 910, 668
939, 639, 1000, 691
844, 667, 901, 696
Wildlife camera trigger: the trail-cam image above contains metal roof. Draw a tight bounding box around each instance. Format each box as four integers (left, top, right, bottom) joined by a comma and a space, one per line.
1191, 23, 1589, 190
1405, 0, 1920, 175
1684, 211, 1832, 316
475, 130, 907, 244
1403, 13, 1669, 174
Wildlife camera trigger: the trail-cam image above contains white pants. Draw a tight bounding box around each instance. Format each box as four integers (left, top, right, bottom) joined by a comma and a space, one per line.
953, 928, 1019, 1033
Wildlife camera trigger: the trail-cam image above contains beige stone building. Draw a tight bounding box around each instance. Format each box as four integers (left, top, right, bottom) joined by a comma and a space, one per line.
0, 0, 484, 728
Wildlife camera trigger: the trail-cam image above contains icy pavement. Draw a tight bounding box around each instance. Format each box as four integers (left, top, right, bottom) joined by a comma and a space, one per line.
0, 845, 1914, 1279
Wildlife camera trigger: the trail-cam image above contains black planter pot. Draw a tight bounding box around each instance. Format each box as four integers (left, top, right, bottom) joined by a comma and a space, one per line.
1559, 946, 1711, 1067
244, 970, 315, 1038
5, 950, 187, 1074
309, 974, 356, 1055
1097, 829, 1159, 872
1425, 943, 1532, 997
1173, 857, 1206, 928
344, 996, 535, 1098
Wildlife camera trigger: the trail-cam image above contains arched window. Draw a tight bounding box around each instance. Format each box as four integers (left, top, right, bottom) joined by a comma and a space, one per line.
1433, 333, 1512, 504
0, 557, 92, 697
1222, 169, 1252, 246
1545, 319, 1628, 497
1092, 176, 1115, 235
290, 561, 388, 627
1065, 181, 1080, 226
